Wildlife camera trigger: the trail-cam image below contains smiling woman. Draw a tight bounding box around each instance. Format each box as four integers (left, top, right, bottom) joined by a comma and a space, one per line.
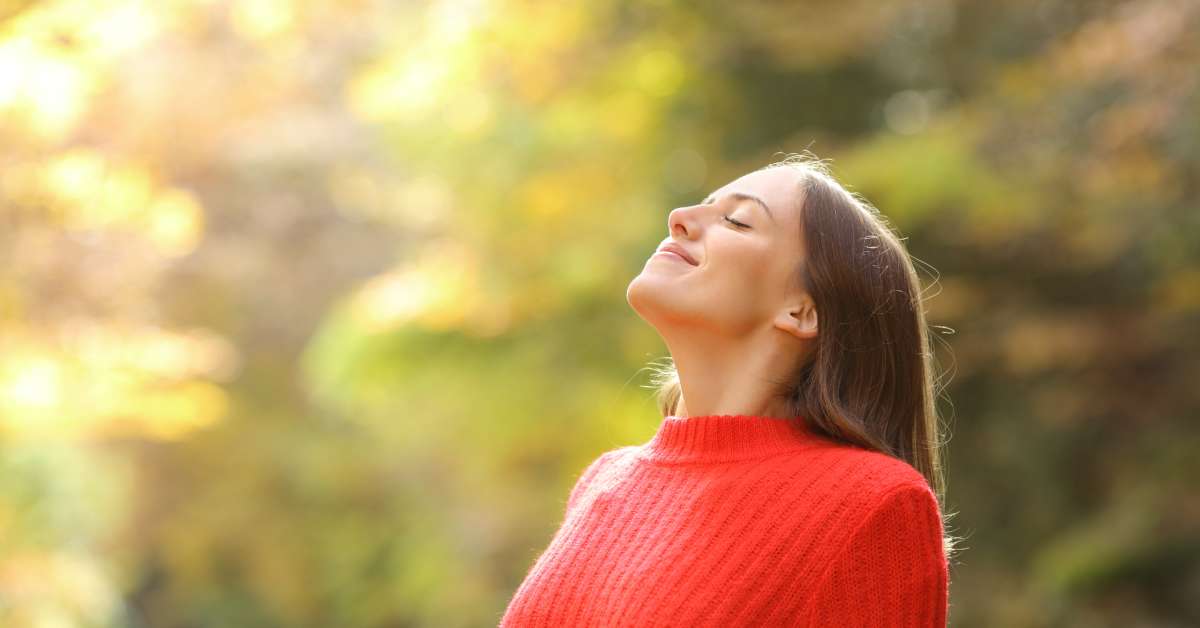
500, 151, 958, 627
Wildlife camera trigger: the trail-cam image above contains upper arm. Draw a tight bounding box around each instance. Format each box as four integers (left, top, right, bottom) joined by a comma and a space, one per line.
799, 482, 949, 627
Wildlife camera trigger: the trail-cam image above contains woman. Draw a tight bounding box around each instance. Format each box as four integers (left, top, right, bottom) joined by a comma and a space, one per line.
500, 152, 959, 627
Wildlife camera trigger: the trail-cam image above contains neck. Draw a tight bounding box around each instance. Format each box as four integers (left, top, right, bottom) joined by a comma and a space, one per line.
664, 325, 797, 418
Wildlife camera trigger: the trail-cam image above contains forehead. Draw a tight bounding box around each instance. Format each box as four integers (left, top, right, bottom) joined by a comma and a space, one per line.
711, 167, 803, 223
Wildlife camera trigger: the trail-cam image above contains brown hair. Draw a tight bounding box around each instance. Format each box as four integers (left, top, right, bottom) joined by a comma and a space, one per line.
649, 151, 960, 561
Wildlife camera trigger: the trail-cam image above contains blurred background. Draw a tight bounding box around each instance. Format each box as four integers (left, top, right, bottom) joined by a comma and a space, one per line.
1, 0, 1197, 626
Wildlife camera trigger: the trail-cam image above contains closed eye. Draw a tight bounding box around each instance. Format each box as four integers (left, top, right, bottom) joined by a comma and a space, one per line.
723, 215, 750, 229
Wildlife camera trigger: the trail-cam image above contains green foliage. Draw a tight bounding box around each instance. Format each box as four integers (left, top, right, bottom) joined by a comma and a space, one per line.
1, 0, 1197, 626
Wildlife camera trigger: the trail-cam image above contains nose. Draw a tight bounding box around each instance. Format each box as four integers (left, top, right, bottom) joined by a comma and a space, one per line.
667, 204, 701, 239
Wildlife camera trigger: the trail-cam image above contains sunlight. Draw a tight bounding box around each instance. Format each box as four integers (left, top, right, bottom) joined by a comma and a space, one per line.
230, 0, 297, 41
144, 189, 205, 257
0, 37, 94, 141
1, 356, 61, 411
352, 241, 484, 333
346, 0, 493, 122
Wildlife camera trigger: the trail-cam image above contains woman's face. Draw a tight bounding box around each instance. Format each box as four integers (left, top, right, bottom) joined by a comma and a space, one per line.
627, 166, 809, 339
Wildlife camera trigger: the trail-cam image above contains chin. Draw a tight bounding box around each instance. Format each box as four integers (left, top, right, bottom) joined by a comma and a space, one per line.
626, 272, 661, 316
626, 273, 649, 310
626, 273, 686, 325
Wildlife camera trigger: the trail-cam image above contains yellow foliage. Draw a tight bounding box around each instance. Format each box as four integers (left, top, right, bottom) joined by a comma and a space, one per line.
30, 149, 207, 256
144, 189, 205, 257
0, 35, 96, 140
121, 380, 228, 441
0, 325, 236, 441
0, 550, 121, 627
230, 0, 297, 41
352, 240, 487, 333
345, 0, 492, 122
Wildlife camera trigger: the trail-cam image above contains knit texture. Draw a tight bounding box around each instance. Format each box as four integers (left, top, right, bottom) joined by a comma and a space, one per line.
499, 414, 949, 627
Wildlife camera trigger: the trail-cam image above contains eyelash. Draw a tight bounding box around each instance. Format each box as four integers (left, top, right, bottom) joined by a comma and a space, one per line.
723, 215, 750, 229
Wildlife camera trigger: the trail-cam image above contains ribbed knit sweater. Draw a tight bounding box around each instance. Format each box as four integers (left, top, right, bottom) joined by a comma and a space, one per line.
499, 414, 949, 627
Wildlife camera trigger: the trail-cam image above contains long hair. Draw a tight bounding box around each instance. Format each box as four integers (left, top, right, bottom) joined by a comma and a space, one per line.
649, 151, 960, 561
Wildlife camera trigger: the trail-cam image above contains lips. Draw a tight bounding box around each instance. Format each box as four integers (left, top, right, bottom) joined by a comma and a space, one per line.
656, 242, 699, 266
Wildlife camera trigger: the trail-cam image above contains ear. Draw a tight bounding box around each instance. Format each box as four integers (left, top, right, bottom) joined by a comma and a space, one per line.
774, 295, 818, 341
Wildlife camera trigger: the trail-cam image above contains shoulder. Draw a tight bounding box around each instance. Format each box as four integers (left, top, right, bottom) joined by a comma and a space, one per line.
793, 448, 949, 625
768, 440, 939, 528
565, 445, 640, 510
584, 445, 640, 475
782, 437, 930, 487
838, 443, 933, 499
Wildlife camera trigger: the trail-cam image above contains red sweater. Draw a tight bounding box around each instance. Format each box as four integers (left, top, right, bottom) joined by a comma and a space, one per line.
500, 414, 949, 627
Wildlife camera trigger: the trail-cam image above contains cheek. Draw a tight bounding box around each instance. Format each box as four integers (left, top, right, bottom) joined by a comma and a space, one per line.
706, 242, 774, 300
715, 237, 772, 273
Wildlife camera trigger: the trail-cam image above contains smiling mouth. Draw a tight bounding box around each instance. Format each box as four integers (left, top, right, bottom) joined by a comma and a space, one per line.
654, 244, 700, 265
653, 250, 693, 264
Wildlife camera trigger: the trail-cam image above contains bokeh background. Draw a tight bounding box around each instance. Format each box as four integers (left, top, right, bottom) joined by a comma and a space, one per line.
1, 0, 1198, 626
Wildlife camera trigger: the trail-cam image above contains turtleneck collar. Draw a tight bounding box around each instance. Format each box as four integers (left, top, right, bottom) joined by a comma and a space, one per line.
636, 414, 825, 465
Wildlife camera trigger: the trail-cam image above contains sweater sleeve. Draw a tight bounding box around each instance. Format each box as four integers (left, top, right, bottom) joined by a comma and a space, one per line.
801, 482, 949, 627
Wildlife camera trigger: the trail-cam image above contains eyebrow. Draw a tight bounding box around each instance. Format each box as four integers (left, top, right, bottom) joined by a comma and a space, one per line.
703, 192, 777, 224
